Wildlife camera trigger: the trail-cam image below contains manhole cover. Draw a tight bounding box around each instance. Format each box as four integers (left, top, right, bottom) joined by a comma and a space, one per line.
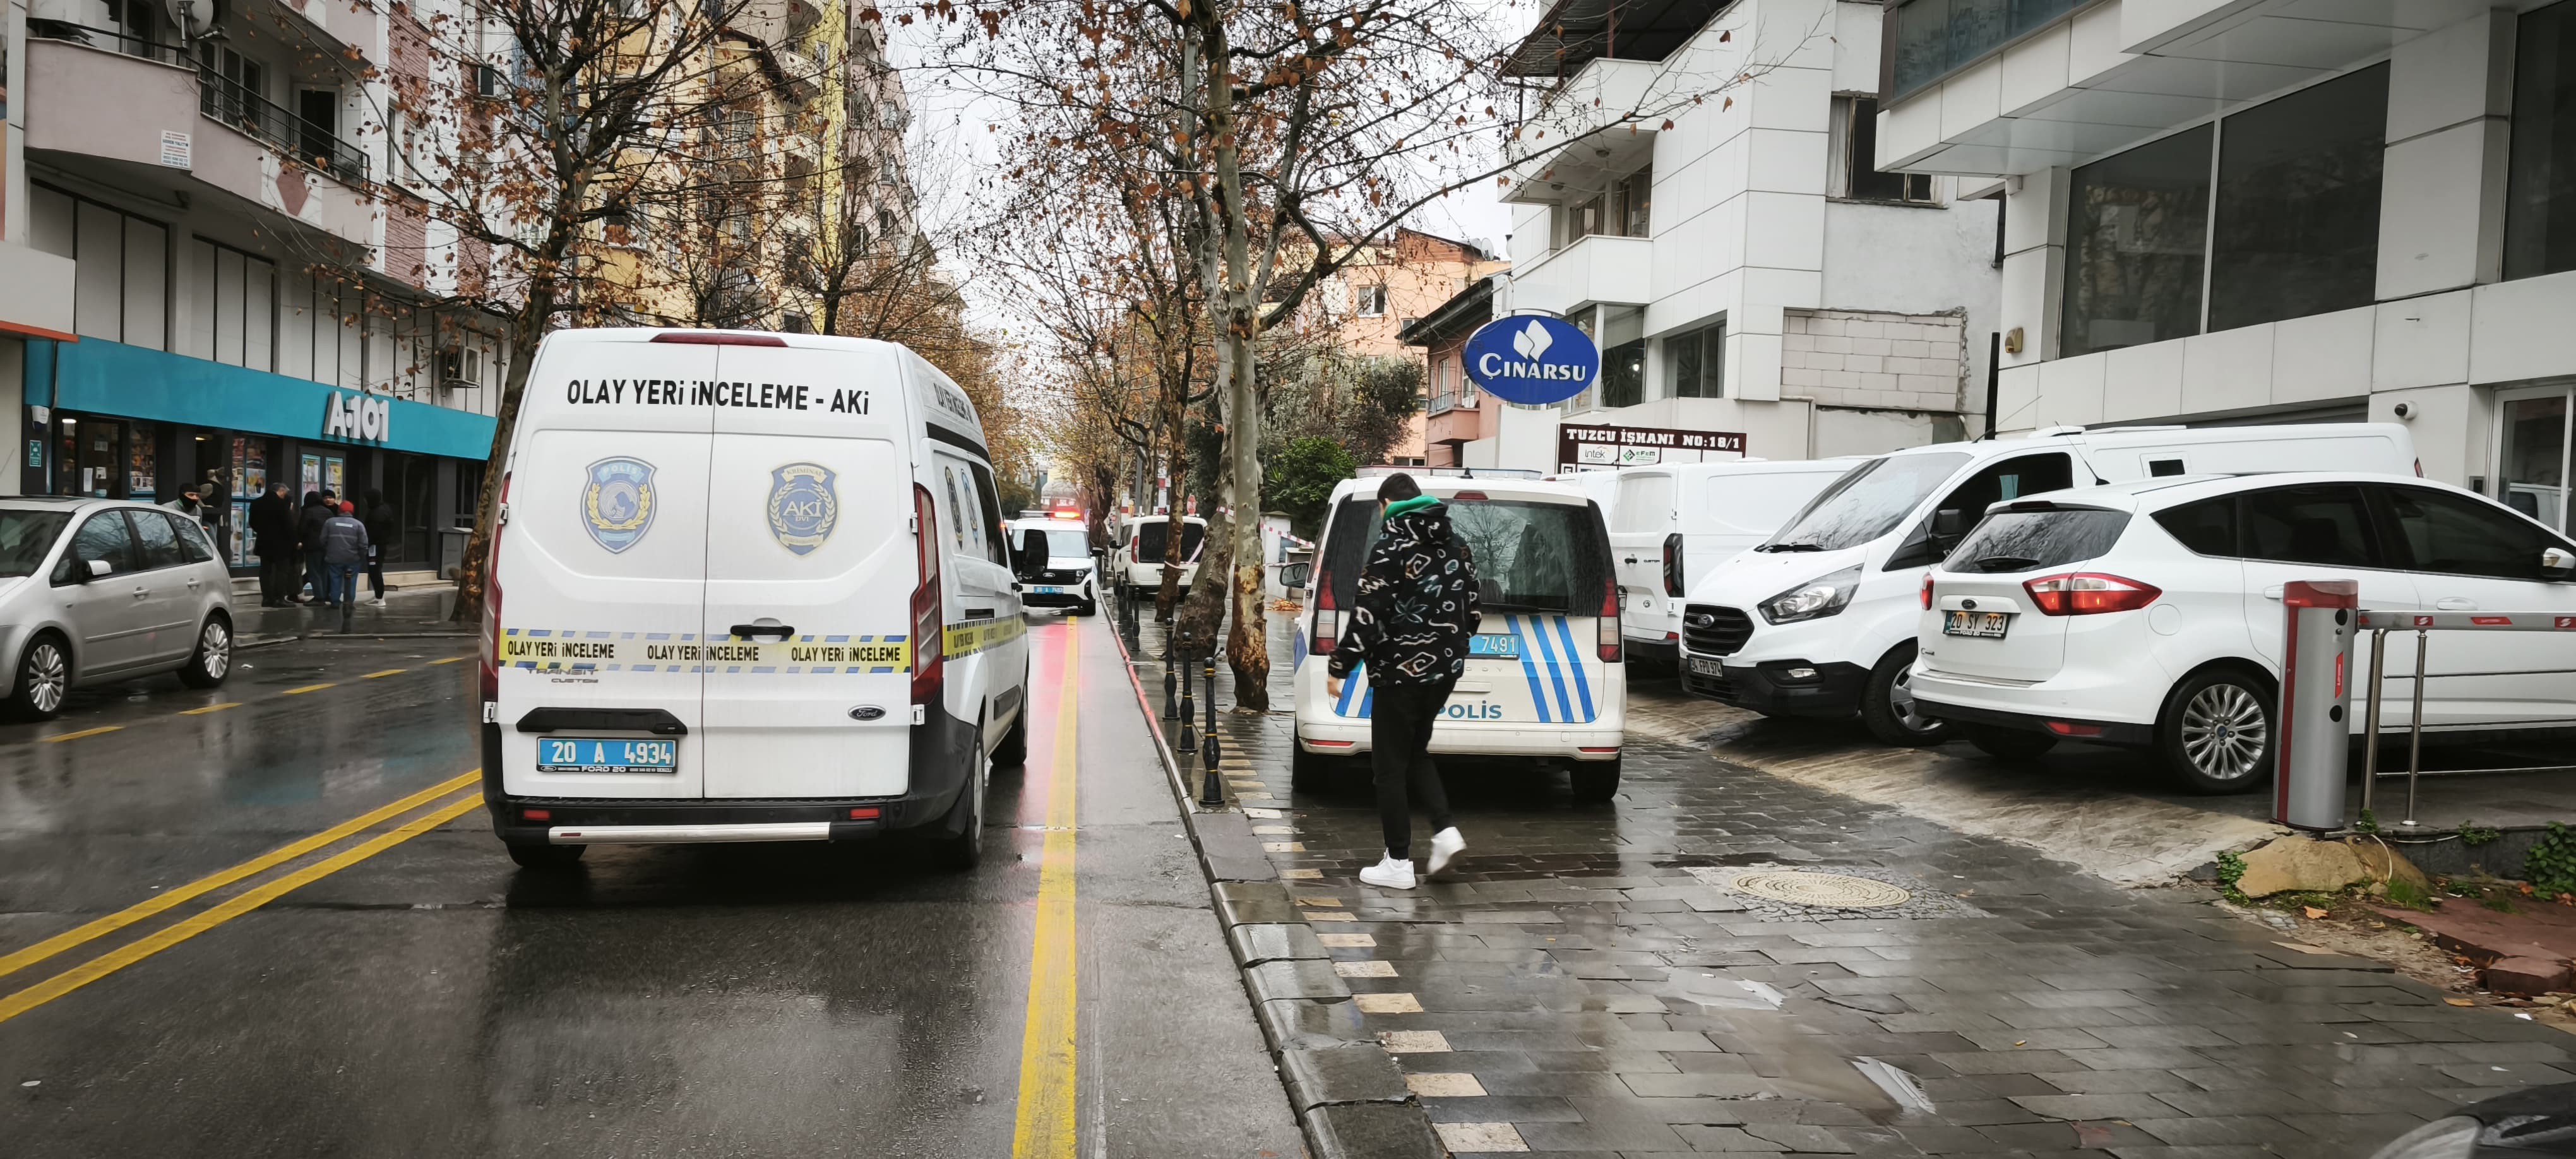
1722, 870, 1912, 908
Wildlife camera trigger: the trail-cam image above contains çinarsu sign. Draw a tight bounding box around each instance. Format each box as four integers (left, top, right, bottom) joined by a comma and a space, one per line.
1463, 315, 1599, 406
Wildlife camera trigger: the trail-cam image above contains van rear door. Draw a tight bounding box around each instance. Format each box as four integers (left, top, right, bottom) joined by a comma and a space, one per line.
1608, 471, 1676, 639
1453, 497, 1615, 728
697, 342, 917, 799
499, 336, 715, 799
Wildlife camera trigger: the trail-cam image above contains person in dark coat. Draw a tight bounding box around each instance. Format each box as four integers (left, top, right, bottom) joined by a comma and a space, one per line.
361, 489, 398, 606
248, 482, 301, 607
298, 490, 335, 603
1325, 472, 1482, 891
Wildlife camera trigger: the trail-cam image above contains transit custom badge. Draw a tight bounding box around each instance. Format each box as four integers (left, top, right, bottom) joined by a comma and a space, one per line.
581, 457, 656, 553
766, 462, 840, 555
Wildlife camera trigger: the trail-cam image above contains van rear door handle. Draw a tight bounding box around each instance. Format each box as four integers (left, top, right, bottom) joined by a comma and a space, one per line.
965, 607, 996, 619
2436, 597, 2478, 611
2262, 585, 2284, 600
730, 623, 794, 639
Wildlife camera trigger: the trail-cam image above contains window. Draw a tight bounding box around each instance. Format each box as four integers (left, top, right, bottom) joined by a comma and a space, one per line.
1612, 473, 1674, 533
2062, 66, 2387, 356
1356, 285, 1388, 317
1935, 453, 2074, 526
56, 513, 135, 583
185, 237, 278, 371
1840, 98, 1934, 203
2498, 391, 2570, 530
31, 184, 170, 349
2207, 66, 2387, 330
1601, 337, 1645, 407
1613, 167, 1653, 236
1943, 508, 2131, 573
2377, 485, 2570, 581
2242, 484, 2378, 568
129, 510, 185, 570
172, 514, 216, 564
1765, 451, 1974, 552
2153, 497, 2237, 556
1890, 0, 2090, 98
0, 511, 73, 579
969, 461, 1011, 567
2511, 1, 2576, 280
1666, 321, 1724, 399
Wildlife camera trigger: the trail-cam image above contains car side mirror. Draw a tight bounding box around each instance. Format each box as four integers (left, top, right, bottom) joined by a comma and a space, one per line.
2545, 545, 2575, 580
1280, 561, 1309, 592
1931, 509, 1969, 540
83, 558, 112, 581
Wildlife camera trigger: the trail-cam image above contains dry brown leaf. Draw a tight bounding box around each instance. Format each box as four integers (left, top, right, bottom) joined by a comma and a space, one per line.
2303, 906, 2329, 919
2447, 997, 2478, 1007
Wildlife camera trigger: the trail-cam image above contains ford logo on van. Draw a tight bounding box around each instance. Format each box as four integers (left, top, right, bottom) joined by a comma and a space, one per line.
1463, 316, 1600, 406
849, 705, 886, 722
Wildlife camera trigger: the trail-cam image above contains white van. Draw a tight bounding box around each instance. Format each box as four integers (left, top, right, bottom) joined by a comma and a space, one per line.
1604, 461, 1852, 668
1289, 475, 1626, 800
1111, 514, 1206, 597
477, 329, 1030, 870
1676, 424, 2418, 746
1006, 514, 1100, 615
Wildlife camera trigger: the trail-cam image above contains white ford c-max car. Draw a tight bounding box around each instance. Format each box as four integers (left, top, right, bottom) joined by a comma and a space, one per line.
1912, 473, 2576, 793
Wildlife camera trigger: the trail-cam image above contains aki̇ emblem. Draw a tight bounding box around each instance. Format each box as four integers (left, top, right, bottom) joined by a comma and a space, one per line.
766, 461, 840, 555
582, 457, 656, 554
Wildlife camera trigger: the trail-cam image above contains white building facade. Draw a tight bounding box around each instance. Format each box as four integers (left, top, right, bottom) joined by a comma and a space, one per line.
1475, 0, 2002, 471
1879, 0, 2576, 533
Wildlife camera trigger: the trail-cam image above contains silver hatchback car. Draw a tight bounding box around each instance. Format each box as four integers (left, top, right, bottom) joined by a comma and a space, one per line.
1, 497, 235, 720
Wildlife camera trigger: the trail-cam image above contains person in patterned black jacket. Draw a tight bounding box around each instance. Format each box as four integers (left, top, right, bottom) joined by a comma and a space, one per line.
1327, 473, 1481, 889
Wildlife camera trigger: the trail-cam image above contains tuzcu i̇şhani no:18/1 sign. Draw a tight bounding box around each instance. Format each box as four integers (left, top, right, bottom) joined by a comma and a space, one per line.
1462, 315, 1601, 407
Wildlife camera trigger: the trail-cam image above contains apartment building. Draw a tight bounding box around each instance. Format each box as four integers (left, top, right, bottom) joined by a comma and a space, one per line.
1307, 228, 1504, 466
1877, 0, 2576, 534
1480, 0, 2002, 472
3, 0, 504, 574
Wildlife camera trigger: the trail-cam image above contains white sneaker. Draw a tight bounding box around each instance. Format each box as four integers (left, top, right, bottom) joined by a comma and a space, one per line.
1425, 828, 1466, 880
1358, 855, 1416, 890
367, 597, 387, 607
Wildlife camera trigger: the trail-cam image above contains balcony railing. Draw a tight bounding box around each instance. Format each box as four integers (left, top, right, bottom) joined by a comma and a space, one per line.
198, 68, 369, 183
1888, 0, 2099, 101
28, 20, 184, 65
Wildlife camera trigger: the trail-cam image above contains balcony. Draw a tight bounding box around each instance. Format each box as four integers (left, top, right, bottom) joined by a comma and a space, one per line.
25, 32, 376, 247
1505, 57, 1662, 202
1878, 0, 2490, 178
1506, 233, 1652, 316
731, 0, 822, 48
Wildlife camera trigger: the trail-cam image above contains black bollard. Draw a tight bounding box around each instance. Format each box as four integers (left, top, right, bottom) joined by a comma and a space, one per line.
1178, 648, 1198, 752
1162, 646, 1179, 720
1198, 653, 1224, 807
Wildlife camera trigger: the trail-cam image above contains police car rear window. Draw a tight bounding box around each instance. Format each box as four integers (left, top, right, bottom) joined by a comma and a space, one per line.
1320, 497, 1607, 613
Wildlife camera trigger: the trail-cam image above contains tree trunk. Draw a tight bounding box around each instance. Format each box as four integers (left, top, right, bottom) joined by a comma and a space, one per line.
1198, 11, 1271, 711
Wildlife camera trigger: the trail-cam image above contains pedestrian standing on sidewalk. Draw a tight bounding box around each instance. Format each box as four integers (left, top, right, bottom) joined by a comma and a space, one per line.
361, 489, 397, 607
319, 500, 371, 627
1325, 473, 1479, 890
162, 486, 211, 528
249, 483, 299, 607
299, 490, 335, 603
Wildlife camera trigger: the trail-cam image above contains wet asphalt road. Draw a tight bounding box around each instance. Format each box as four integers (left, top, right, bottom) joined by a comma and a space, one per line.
0, 615, 1299, 1157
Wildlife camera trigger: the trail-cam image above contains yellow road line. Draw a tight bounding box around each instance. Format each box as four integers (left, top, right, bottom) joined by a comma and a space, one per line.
1011, 631, 1081, 1158
0, 789, 486, 1025
179, 703, 242, 716
41, 726, 122, 743
360, 669, 406, 679
280, 683, 336, 695
427, 657, 467, 665
0, 770, 483, 981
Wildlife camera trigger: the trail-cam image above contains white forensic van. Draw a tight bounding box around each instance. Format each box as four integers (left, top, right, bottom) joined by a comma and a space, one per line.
1677, 424, 2418, 747
1289, 474, 1626, 801
478, 329, 1030, 870
1604, 461, 1852, 669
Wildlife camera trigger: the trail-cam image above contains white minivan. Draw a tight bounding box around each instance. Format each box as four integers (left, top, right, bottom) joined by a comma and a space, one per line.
1604, 461, 1852, 668
1677, 424, 2418, 746
478, 329, 1030, 870
1111, 514, 1206, 597
1006, 515, 1100, 616
1289, 475, 1626, 800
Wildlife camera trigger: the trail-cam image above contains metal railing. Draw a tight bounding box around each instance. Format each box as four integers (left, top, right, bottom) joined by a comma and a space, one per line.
198, 68, 369, 184
28, 20, 186, 64
2351, 610, 2576, 829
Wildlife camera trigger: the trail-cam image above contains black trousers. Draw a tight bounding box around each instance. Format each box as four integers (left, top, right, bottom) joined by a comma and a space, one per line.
1368, 681, 1457, 860
367, 551, 386, 599
258, 549, 298, 603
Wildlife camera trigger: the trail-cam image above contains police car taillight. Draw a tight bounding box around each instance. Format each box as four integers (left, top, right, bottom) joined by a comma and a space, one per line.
1597, 576, 1621, 663
911, 484, 944, 707
479, 472, 511, 702
1311, 569, 1339, 655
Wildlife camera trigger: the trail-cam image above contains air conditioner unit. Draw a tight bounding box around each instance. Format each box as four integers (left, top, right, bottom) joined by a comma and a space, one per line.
438, 346, 482, 391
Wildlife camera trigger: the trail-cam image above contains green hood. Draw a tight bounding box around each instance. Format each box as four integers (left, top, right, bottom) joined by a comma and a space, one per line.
1382, 494, 1440, 520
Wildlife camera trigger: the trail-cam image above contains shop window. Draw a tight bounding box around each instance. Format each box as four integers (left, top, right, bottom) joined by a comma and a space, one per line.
2509, 0, 2576, 280
1666, 322, 1724, 399
2063, 66, 2387, 356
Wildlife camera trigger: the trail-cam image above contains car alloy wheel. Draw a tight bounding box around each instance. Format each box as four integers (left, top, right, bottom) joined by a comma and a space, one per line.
23, 641, 67, 714
199, 621, 231, 680
2180, 682, 2268, 782
1889, 666, 1935, 734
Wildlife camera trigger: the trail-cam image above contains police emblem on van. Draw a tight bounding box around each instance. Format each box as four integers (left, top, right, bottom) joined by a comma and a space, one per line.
582, 457, 656, 553
766, 462, 840, 555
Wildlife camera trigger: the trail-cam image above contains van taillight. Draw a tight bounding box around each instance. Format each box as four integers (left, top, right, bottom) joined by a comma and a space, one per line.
1311, 571, 1339, 655
1921, 574, 1935, 610
478, 472, 511, 701
912, 484, 944, 708
1661, 533, 1685, 597
1597, 577, 1621, 663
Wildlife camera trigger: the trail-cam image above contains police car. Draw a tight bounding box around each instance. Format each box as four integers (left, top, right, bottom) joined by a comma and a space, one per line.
1006, 513, 1100, 615
1290, 474, 1626, 800
476, 329, 1030, 870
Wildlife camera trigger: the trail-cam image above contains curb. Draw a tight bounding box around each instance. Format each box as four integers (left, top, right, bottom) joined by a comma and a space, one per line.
1106, 619, 1446, 1159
